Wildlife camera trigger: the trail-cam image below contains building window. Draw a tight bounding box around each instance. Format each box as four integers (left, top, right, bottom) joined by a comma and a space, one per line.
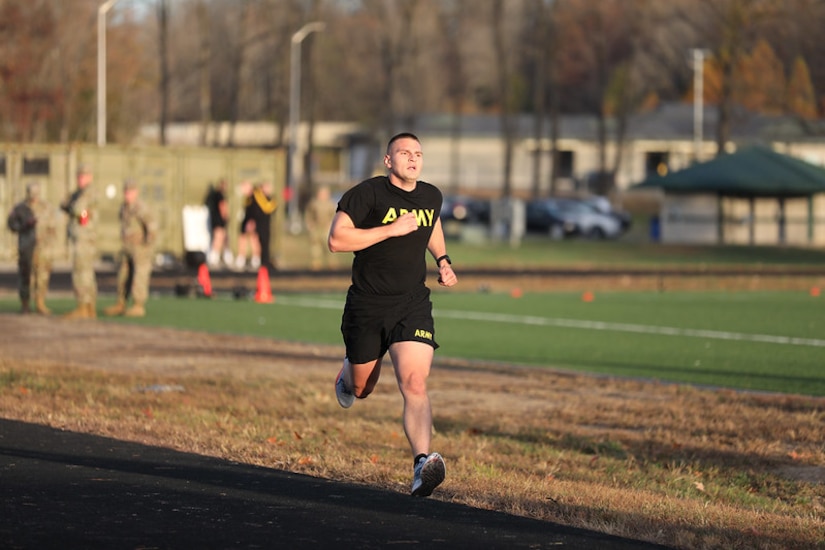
0, 156, 6, 177
646, 151, 669, 176
23, 157, 50, 176
555, 150, 574, 178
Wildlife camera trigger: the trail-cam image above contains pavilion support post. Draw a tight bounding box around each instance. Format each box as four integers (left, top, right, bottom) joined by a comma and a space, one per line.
808, 196, 814, 243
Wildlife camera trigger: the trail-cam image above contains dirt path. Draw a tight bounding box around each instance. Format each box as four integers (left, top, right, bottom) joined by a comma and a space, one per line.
0, 313, 704, 419
3, 313, 823, 488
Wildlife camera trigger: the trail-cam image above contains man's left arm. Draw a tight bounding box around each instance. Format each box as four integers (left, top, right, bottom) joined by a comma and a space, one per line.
140, 204, 159, 246
427, 217, 457, 287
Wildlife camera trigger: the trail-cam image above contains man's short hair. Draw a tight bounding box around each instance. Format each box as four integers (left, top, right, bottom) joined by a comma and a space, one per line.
25, 182, 40, 199
387, 132, 420, 153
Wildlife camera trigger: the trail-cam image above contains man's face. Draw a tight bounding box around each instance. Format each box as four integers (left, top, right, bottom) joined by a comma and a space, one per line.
77, 172, 92, 188
124, 188, 138, 205
384, 137, 423, 184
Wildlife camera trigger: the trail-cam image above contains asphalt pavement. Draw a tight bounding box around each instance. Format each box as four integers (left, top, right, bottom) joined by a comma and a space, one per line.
0, 418, 674, 550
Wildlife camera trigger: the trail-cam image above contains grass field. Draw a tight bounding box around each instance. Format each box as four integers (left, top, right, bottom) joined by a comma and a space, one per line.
8, 287, 822, 397
3, 240, 824, 548
441, 237, 825, 268
278, 234, 825, 270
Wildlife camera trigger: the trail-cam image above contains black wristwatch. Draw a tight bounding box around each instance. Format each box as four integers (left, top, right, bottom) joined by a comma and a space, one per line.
436, 254, 451, 268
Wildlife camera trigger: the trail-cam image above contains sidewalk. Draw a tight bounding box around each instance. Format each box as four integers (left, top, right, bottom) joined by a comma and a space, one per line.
0, 418, 673, 550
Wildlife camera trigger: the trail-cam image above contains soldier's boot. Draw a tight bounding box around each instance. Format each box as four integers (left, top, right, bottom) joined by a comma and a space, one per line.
20, 298, 31, 314
123, 303, 146, 318
35, 295, 51, 316
63, 304, 91, 319
86, 302, 97, 320
104, 299, 127, 316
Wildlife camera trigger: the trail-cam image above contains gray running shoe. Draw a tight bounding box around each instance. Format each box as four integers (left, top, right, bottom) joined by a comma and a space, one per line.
335, 366, 354, 408
411, 452, 446, 497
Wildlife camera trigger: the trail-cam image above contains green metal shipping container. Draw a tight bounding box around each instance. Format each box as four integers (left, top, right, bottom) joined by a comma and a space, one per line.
1, 144, 286, 265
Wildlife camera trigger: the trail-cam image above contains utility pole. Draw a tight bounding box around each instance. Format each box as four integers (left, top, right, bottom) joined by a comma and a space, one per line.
691, 48, 708, 163
97, 0, 120, 146
287, 21, 325, 234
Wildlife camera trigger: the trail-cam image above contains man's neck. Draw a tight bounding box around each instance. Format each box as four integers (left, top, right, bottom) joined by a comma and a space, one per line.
388, 173, 417, 192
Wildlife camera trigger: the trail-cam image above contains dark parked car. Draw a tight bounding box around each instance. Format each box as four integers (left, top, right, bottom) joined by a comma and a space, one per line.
525, 199, 579, 239
526, 198, 624, 239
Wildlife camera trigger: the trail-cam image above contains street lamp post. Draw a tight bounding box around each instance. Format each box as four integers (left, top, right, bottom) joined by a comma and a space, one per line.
691, 48, 709, 163
287, 21, 325, 234
97, 0, 120, 147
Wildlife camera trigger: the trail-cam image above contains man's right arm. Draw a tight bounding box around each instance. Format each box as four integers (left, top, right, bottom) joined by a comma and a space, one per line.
7, 207, 20, 233
328, 210, 418, 253
60, 192, 74, 214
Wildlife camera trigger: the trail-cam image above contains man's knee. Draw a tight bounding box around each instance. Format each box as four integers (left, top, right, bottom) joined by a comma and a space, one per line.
398, 373, 428, 397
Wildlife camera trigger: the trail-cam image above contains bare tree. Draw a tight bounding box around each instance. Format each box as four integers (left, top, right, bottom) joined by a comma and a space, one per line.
157, 0, 170, 145
229, 1, 253, 147
787, 56, 818, 121
525, 0, 551, 198
304, 0, 324, 201
491, 0, 518, 198
196, 0, 212, 146
683, 0, 778, 155
261, 0, 300, 147
5, 0, 825, 150
753, 0, 825, 122
0, 1, 60, 141
552, 0, 655, 195
369, 0, 421, 137
546, 0, 563, 197
604, 1, 655, 187
438, 0, 470, 193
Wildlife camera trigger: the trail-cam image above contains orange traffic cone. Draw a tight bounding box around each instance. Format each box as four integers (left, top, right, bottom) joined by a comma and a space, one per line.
255, 266, 274, 303
197, 262, 212, 298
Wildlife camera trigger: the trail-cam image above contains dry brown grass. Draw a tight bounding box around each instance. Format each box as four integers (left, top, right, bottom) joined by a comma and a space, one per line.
0, 315, 823, 550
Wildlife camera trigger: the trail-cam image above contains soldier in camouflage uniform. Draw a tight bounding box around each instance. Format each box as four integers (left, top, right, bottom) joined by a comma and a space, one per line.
60, 165, 98, 319
104, 180, 157, 318
304, 186, 337, 270
6, 182, 58, 314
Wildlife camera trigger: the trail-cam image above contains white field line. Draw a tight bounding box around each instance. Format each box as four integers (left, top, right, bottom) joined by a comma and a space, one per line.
275, 296, 825, 348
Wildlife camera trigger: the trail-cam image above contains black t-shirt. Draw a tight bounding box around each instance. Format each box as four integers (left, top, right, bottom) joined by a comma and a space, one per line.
205, 187, 226, 228
337, 176, 443, 296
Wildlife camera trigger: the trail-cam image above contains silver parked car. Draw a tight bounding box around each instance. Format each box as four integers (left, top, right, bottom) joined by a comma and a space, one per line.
581, 196, 633, 232
526, 198, 624, 239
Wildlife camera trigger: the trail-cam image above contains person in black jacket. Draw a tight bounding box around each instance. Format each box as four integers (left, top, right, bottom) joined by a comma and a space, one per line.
246, 182, 277, 272
204, 179, 233, 268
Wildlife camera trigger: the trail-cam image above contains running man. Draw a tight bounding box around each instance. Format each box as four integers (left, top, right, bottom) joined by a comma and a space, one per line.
328, 132, 458, 497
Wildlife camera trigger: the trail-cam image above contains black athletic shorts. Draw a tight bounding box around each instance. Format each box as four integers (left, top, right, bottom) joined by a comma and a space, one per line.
341, 286, 438, 364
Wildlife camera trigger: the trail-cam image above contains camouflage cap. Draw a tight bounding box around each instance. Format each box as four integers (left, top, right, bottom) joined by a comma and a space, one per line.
123, 179, 138, 191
